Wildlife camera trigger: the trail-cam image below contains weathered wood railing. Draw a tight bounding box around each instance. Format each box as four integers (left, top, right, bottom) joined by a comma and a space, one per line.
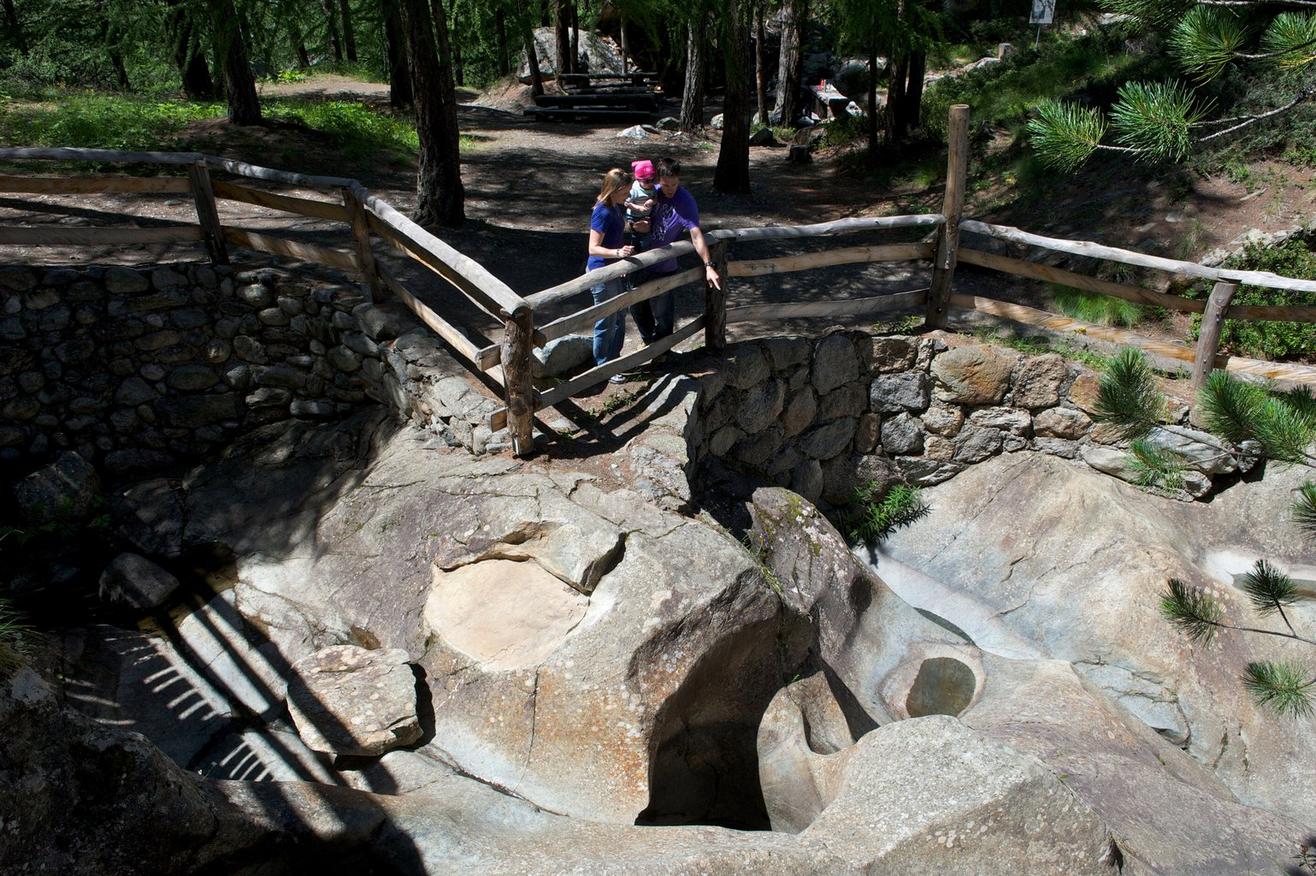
4, 103, 1315, 457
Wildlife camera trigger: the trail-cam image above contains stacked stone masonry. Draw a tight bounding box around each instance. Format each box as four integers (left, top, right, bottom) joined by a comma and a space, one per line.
686, 331, 1236, 504
0, 263, 507, 478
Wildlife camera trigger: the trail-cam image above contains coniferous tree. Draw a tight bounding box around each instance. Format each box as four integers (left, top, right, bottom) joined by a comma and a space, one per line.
774, 0, 806, 126
714, 0, 753, 193
679, 8, 708, 130
402, 0, 465, 226
214, 0, 261, 124
1031, 2, 1316, 169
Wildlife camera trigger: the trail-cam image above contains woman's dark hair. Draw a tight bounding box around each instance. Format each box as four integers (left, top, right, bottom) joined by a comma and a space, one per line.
655, 157, 681, 178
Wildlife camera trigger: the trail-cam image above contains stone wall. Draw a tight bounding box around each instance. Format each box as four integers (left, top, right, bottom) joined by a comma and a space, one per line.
684, 330, 1246, 505
0, 262, 509, 480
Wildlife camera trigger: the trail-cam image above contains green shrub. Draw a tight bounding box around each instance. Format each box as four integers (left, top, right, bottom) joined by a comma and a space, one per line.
846, 482, 930, 544
1093, 347, 1165, 440
1051, 286, 1144, 326
1191, 239, 1316, 361
1197, 370, 1316, 464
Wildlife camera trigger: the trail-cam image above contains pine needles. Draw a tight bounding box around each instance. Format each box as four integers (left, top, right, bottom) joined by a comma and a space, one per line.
1243, 661, 1316, 718
1160, 577, 1224, 644
1197, 371, 1316, 464
1026, 100, 1107, 172
1240, 559, 1299, 620
1093, 348, 1165, 440
1129, 439, 1187, 490
1295, 481, 1316, 541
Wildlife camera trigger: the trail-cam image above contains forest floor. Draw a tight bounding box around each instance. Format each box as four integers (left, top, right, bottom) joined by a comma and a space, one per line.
3, 72, 1314, 406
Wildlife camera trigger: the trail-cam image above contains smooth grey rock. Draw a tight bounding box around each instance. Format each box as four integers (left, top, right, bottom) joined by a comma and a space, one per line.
791, 459, 824, 502
532, 335, 593, 378
817, 384, 866, 420
736, 379, 786, 434
811, 334, 859, 395
1034, 436, 1080, 459
115, 377, 156, 406
166, 365, 219, 392
880, 412, 924, 455
761, 336, 810, 370
781, 387, 817, 438
236, 283, 272, 308
1082, 444, 1141, 482
870, 371, 930, 414
799, 417, 856, 460
327, 346, 362, 373
1034, 406, 1091, 439
286, 645, 421, 758
13, 451, 99, 525
953, 425, 1003, 463
896, 456, 964, 486
1144, 425, 1238, 475
99, 552, 180, 609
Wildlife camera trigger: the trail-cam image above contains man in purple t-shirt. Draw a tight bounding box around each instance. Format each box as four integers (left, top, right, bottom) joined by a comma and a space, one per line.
631, 157, 721, 343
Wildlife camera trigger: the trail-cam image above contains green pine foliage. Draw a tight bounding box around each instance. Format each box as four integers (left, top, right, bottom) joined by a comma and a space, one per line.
1160, 577, 1224, 643
1295, 481, 1316, 540
1093, 348, 1165, 440
1239, 559, 1299, 618
847, 482, 930, 545
1051, 287, 1144, 327
1197, 371, 1316, 464
1243, 660, 1316, 718
1129, 439, 1187, 490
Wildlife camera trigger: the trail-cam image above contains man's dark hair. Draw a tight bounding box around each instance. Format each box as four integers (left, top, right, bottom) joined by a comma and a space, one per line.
655, 157, 681, 178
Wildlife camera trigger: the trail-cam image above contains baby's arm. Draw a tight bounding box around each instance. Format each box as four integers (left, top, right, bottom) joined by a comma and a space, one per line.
625, 196, 653, 215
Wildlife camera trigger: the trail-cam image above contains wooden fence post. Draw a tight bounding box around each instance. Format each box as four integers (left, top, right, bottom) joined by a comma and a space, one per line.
705, 241, 728, 351
343, 187, 382, 302
187, 160, 228, 265
501, 307, 536, 456
1191, 281, 1238, 391
924, 103, 970, 329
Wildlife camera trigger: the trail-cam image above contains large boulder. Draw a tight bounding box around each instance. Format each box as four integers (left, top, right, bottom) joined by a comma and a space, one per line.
98, 552, 180, 609
13, 451, 99, 525
286, 645, 421, 758
877, 451, 1316, 826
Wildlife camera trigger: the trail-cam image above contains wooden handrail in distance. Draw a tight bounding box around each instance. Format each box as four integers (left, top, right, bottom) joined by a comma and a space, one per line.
727, 242, 933, 277
0, 225, 205, 245
536, 266, 704, 344
212, 180, 350, 221
961, 219, 1316, 294
0, 174, 192, 194
727, 288, 927, 323
0, 147, 204, 164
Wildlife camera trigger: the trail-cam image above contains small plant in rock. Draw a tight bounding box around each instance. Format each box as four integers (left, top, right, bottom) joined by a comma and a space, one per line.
1128, 439, 1188, 491
846, 482, 930, 545
0, 599, 38, 678
1161, 559, 1316, 718
1197, 371, 1316, 465
1093, 347, 1165, 440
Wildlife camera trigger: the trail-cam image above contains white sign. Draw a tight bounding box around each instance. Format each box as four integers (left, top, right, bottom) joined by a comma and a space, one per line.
1030, 0, 1055, 24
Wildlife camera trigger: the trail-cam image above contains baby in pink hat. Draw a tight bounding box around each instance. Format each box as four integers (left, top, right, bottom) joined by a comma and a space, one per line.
624, 159, 657, 237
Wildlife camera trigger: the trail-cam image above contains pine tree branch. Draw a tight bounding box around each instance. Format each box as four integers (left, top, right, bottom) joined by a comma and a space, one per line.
1237, 34, 1316, 60
1197, 85, 1316, 141
1277, 603, 1299, 638
1198, 0, 1316, 8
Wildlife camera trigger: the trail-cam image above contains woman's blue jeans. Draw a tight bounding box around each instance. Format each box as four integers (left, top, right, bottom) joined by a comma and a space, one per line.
591, 277, 626, 366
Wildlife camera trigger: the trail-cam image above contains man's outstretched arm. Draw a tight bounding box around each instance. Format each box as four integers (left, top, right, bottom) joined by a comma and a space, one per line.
689, 226, 722, 290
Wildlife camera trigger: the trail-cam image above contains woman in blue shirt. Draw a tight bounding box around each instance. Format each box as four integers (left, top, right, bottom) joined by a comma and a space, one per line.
586, 168, 636, 374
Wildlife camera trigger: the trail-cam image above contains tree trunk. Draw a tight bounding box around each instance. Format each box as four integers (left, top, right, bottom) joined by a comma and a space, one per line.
679, 13, 707, 131
494, 5, 510, 76
1, 0, 26, 53
215, 0, 261, 124
520, 2, 544, 96
619, 13, 629, 74
569, 1, 578, 74
403, 0, 465, 226
169, 2, 214, 99
866, 48, 880, 156
339, 0, 357, 62
754, 1, 768, 127
384, 0, 413, 110
774, 0, 805, 126
714, 0, 752, 194
554, 0, 570, 78
322, 0, 343, 63
886, 54, 907, 141
904, 51, 926, 133
290, 20, 310, 69
99, 15, 130, 90
451, 2, 464, 85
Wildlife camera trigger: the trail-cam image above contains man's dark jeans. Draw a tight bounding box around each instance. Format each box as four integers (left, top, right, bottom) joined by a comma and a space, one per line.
629, 269, 675, 342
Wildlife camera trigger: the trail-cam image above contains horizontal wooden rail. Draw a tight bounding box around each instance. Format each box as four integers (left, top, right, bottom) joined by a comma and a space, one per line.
958, 248, 1205, 313
361, 189, 530, 319
961, 219, 1316, 294
212, 180, 349, 222
535, 315, 706, 410
537, 267, 705, 344
221, 227, 359, 271
0, 224, 204, 245
950, 293, 1316, 386
0, 174, 192, 194
0, 147, 204, 165
376, 262, 491, 371
727, 242, 933, 278
204, 155, 359, 190
727, 289, 927, 323
527, 241, 699, 308
706, 213, 943, 243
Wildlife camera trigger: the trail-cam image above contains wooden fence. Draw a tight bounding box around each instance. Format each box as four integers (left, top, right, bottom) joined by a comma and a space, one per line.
2, 104, 1315, 456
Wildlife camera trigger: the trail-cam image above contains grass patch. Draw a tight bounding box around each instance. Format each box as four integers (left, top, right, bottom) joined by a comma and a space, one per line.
969, 329, 1111, 369
1050, 286, 1144, 327
1188, 239, 1316, 362
846, 482, 930, 545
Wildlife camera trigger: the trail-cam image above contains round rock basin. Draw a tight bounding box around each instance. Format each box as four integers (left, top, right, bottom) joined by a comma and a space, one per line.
904, 656, 977, 718
424, 558, 588, 671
